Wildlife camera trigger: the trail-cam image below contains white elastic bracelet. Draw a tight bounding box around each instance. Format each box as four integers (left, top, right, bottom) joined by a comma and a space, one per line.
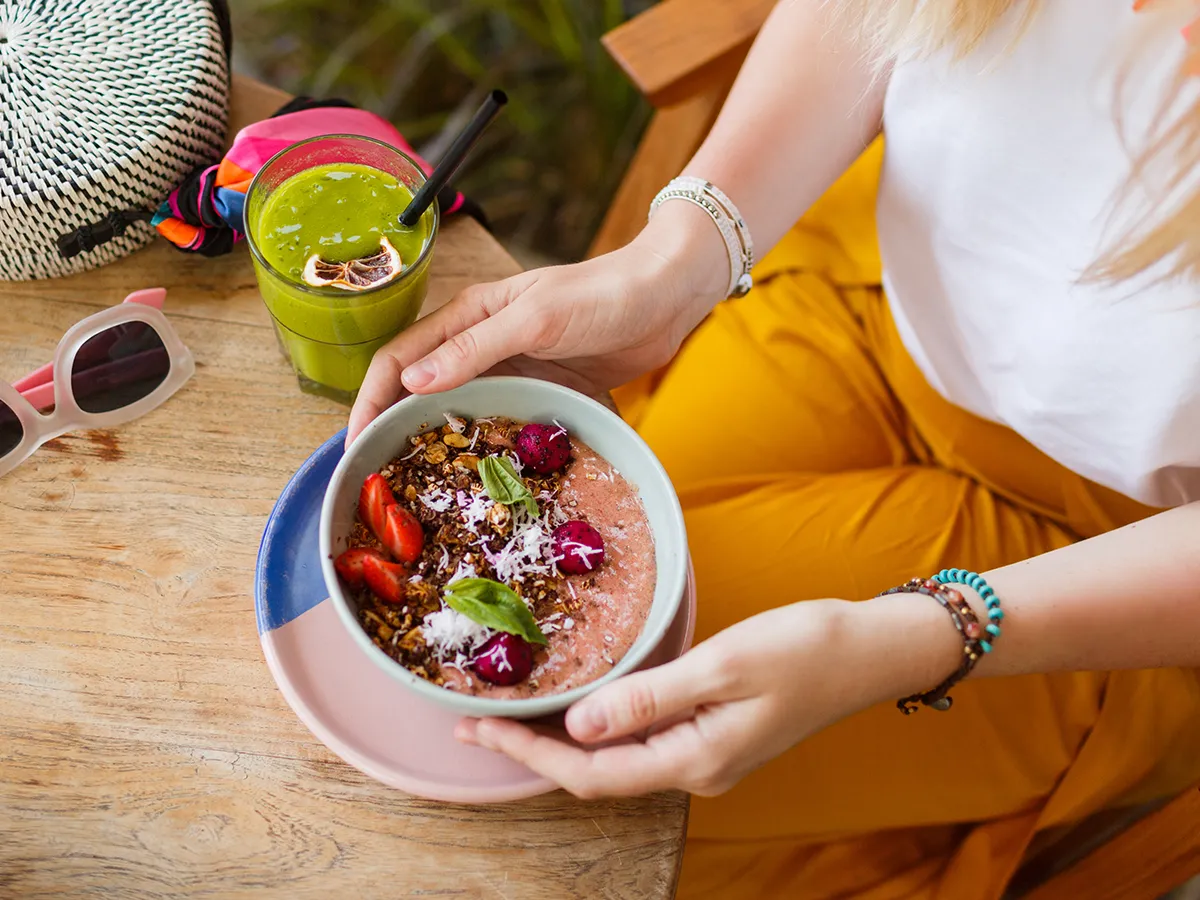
648, 178, 754, 298
650, 188, 743, 298
668, 176, 755, 274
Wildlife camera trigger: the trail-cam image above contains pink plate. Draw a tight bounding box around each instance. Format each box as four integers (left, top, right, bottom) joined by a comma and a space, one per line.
256, 429, 696, 803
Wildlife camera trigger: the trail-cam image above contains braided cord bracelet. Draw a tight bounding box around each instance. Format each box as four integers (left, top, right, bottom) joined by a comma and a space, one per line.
878, 571, 1003, 714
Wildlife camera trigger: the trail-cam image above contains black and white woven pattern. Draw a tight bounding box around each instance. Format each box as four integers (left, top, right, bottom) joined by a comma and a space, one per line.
0, 0, 229, 280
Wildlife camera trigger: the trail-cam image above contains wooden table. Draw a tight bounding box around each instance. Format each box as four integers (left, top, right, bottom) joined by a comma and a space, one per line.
0, 75, 687, 900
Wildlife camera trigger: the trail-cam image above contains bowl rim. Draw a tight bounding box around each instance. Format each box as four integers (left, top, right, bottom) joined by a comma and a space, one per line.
318, 375, 689, 717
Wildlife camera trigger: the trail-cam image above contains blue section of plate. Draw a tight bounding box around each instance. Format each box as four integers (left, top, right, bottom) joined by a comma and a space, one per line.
255, 429, 347, 635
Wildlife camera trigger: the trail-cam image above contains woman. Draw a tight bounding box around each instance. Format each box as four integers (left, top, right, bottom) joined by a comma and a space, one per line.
349, 1, 1200, 897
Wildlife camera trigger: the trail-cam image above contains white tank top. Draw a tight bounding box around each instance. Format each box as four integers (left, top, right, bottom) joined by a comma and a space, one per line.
877, 0, 1200, 507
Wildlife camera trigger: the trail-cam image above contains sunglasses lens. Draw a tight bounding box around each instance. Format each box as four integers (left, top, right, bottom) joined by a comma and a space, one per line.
0, 397, 23, 459
71, 322, 171, 414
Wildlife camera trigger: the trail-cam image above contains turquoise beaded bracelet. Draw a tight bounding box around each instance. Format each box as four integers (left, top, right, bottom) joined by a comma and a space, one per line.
933, 569, 1004, 653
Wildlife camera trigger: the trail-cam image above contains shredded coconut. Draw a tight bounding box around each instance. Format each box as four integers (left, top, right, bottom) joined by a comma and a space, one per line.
468, 427, 480, 451
448, 558, 478, 582
550, 419, 568, 440
421, 606, 492, 664
444, 413, 467, 433
418, 488, 455, 512
478, 641, 513, 673
539, 611, 565, 635
457, 490, 494, 532
480, 517, 559, 584
563, 539, 605, 567
399, 444, 424, 461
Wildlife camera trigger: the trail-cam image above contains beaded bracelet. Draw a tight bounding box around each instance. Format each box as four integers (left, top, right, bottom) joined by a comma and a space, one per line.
878, 577, 989, 714
933, 568, 1004, 651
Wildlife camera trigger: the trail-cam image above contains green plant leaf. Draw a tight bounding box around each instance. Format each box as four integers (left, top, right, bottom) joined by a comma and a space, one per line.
539, 0, 582, 63
445, 577, 548, 645
478, 455, 539, 516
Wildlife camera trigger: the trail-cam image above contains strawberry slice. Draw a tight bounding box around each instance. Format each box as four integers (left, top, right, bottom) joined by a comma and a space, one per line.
381, 503, 425, 565
333, 547, 386, 590
362, 555, 410, 604
359, 473, 397, 540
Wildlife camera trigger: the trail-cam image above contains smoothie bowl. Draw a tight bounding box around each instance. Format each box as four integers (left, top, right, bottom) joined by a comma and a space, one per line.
319, 377, 689, 719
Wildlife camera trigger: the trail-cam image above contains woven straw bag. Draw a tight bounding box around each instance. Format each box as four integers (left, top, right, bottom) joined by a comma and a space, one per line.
0, 0, 230, 280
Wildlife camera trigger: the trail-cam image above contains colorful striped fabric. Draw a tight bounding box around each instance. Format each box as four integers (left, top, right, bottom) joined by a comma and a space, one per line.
152, 98, 475, 256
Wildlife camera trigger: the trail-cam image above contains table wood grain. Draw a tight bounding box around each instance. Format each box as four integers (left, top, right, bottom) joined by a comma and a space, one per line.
0, 75, 687, 900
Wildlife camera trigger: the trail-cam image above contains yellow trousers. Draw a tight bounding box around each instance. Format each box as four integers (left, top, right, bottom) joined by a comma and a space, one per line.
618, 142, 1200, 899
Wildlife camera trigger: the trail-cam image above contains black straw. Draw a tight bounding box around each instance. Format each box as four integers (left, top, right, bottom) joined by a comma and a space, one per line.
399, 89, 507, 228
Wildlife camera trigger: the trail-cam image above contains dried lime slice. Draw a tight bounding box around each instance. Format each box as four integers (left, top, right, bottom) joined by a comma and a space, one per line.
301, 236, 403, 291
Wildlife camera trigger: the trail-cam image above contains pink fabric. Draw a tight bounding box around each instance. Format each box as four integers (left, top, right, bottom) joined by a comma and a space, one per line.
226, 107, 432, 178
195, 165, 219, 212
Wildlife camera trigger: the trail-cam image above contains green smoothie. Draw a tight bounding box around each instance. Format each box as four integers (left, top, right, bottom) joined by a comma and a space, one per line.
248, 160, 436, 401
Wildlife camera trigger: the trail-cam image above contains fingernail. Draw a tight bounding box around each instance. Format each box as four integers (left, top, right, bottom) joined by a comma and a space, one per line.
585, 704, 608, 736
403, 361, 435, 389
455, 721, 478, 744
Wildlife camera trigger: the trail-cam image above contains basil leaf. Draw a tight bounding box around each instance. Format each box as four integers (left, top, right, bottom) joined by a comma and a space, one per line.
478, 455, 539, 516
444, 577, 548, 645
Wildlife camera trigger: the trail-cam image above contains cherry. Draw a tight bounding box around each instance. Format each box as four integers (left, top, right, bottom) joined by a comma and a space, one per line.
515, 423, 571, 474
471, 632, 534, 685
553, 520, 605, 575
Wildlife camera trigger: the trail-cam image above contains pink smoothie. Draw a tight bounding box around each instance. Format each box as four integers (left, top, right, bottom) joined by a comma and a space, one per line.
439, 436, 657, 698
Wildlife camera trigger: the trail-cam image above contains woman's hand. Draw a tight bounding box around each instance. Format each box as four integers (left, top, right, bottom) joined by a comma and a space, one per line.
346, 202, 728, 444
455, 596, 962, 798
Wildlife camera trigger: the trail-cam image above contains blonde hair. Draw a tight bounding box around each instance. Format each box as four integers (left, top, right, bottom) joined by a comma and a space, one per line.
830, 0, 1200, 284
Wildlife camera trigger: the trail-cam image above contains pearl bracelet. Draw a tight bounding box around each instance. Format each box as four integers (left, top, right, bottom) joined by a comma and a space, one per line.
649, 177, 754, 299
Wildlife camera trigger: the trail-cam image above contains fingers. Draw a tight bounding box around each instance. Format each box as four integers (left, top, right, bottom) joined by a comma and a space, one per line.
346, 272, 537, 444
456, 717, 711, 799
405, 303, 546, 394
347, 350, 406, 446
563, 645, 736, 744
399, 270, 541, 393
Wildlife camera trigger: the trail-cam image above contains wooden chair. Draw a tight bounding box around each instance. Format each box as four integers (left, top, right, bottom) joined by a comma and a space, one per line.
589, 3, 1200, 898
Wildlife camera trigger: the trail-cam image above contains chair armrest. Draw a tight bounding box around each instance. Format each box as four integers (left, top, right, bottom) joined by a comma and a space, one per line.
602, 0, 777, 107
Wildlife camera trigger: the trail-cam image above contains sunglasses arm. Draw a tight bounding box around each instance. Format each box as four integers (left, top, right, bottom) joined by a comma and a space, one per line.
12, 289, 168, 405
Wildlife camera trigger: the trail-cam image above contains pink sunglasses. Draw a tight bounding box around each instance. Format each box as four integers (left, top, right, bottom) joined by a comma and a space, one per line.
0, 288, 195, 477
